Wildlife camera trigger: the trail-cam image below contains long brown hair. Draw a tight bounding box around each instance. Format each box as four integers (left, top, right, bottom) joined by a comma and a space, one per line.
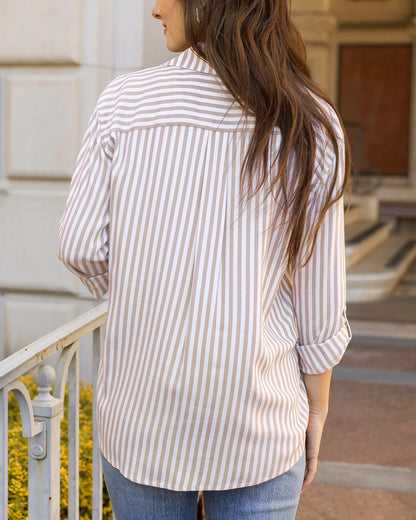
182, 0, 351, 268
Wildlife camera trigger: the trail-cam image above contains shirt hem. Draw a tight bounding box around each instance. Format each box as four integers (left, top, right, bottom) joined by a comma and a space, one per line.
98, 438, 306, 492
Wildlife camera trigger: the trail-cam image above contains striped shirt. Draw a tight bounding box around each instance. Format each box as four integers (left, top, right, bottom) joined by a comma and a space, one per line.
57, 47, 352, 491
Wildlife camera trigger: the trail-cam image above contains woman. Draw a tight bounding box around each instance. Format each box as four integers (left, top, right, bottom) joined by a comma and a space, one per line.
58, 0, 352, 518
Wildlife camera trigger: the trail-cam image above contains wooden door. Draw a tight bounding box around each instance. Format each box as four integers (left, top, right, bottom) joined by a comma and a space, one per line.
338, 44, 412, 176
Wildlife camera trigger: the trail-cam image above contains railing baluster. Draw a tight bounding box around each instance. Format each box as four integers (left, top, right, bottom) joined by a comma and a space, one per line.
92, 326, 103, 520
0, 389, 8, 520
28, 365, 64, 520
68, 346, 80, 520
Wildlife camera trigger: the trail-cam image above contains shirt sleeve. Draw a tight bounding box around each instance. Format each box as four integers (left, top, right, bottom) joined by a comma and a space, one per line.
57, 106, 112, 299
291, 138, 352, 375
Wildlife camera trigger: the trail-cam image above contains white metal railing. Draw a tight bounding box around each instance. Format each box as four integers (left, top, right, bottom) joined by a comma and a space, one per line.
0, 302, 109, 520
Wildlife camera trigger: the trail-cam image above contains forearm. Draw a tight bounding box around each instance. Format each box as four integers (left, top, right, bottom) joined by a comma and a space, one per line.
300, 367, 333, 490
302, 367, 333, 416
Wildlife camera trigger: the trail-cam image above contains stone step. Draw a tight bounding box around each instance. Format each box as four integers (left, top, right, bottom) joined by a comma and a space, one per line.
401, 258, 416, 283
344, 204, 362, 227
345, 219, 395, 268
347, 235, 416, 302
394, 259, 416, 297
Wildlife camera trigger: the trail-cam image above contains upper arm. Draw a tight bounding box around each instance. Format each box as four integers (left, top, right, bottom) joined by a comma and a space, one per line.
57, 106, 113, 298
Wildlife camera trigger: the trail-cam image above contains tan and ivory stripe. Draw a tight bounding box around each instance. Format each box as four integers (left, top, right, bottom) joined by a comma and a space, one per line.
57, 48, 351, 491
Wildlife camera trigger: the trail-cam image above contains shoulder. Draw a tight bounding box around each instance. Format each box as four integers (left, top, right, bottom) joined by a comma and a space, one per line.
93, 59, 230, 132
308, 93, 346, 194
96, 62, 186, 108
96, 56, 225, 108
309, 92, 344, 146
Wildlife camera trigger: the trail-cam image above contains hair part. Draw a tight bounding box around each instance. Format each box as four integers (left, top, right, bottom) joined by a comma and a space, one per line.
182, 0, 352, 268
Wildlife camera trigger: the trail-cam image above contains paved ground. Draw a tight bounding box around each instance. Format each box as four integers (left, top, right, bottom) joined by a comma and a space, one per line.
297, 294, 416, 519
347, 295, 416, 324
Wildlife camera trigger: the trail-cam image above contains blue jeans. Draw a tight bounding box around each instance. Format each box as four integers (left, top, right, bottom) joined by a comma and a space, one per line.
100, 450, 305, 520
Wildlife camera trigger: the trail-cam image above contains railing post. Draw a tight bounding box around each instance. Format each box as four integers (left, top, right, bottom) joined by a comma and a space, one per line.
28, 364, 64, 520
68, 348, 80, 520
92, 326, 104, 520
0, 389, 8, 520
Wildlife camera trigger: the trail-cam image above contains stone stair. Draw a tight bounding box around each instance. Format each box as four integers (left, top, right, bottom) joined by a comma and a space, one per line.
344, 203, 416, 302
344, 203, 362, 227
393, 258, 416, 297
345, 218, 395, 269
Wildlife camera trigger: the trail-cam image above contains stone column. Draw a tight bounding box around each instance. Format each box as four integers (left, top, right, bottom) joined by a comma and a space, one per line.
291, 0, 337, 92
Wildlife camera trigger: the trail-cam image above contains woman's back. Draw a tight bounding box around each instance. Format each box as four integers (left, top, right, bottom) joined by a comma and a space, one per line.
57, 47, 351, 492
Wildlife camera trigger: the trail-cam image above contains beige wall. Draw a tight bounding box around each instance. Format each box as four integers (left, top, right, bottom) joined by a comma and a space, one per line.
331, 0, 413, 24
0, 1, 113, 378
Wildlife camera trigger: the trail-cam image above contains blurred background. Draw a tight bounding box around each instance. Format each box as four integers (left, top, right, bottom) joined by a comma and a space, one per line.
0, 0, 415, 518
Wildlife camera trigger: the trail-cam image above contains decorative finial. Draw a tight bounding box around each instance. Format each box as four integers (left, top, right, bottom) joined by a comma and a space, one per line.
33, 364, 56, 402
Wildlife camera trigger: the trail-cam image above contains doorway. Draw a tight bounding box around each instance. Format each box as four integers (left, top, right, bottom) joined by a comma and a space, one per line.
338, 44, 412, 177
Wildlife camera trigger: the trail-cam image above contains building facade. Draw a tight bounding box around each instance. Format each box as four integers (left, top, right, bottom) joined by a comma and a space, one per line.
0, 0, 415, 377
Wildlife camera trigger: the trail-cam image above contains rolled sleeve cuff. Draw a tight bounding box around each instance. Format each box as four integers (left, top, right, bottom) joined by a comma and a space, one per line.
80, 273, 109, 299
296, 319, 352, 375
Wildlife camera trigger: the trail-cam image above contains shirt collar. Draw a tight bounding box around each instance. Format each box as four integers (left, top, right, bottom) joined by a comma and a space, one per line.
165, 47, 217, 75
